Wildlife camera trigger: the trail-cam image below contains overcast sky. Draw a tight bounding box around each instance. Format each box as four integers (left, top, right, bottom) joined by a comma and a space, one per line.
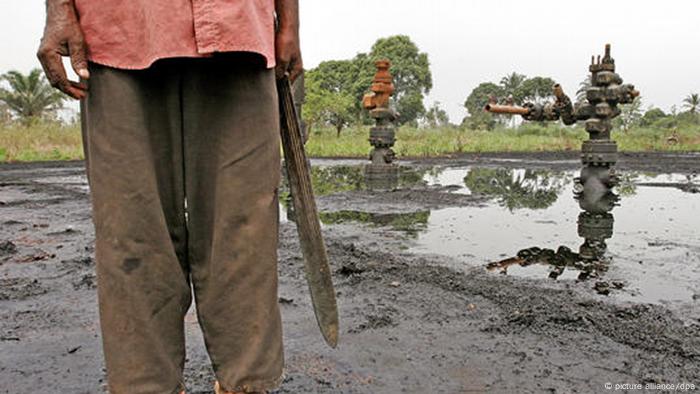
2, 1, 699, 122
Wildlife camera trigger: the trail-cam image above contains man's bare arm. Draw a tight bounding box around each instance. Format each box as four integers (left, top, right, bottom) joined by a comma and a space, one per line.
275, 0, 303, 82
37, 0, 89, 99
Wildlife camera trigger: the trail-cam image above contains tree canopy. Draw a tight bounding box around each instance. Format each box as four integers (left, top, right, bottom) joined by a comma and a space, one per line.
500, 72, 526, 99
303, 70, 356, 136
639, 107, 667, 127
303, 35, 432, 128
370, 35, 432, 124
683, 93, 699, 114
515, 76, 556, 104
0, 69, 65, 122
464, 82, 502, 117
463, 74, 557, 119
463, 168, 568, 210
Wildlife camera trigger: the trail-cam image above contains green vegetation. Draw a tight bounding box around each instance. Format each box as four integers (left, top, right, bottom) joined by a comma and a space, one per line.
319, 210, 430, 237
0, 121, 82, 162
1, 120, 697, 163
0, 68, 81, 162
304, 122, 700, 158
304, 34, 432, 132
683, 93, 699, 116
463, 168, 569, 210
0, 69, 66, 124
462, 72, 557, 129
0, 56, 698, 164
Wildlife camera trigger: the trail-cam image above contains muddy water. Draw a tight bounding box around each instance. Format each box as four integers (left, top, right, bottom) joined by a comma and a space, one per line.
415, 167, 699, 305
11, 162, 697, 306
299, 164, 700, 307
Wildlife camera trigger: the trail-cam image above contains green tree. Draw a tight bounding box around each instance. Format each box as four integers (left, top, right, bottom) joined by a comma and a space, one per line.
310, 59, 372, 100
463, 82, 503, 129
496, 72, 527, 127
576, 76, 592, 104
307, 59, 363, 120
0, 69, 65, 123
515, 76, 556, 104
308, 59, 356, 93
303, 71, 356, 136
464, 82, 503, 116
639, 107, 666, 127
423, 101, 450, 128
500, 72, 526, 99
683, 93, 699, 114
304, 35, 432, 126
616, 96, 643, 132
369, 35, 432, 125
683, 93, 699, 123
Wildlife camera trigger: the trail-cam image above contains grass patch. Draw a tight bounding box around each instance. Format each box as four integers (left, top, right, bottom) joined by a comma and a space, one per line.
0, 121, 83, 162
306, 124, 700, 158
1, 120, 698, 163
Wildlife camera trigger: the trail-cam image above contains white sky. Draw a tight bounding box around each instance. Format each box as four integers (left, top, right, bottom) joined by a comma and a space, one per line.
2, 0, 699, 122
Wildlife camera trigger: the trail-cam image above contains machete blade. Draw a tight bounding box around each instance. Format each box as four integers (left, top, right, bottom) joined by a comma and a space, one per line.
277, 76, 339, 348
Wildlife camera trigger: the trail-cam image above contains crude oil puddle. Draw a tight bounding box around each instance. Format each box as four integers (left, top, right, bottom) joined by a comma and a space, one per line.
17, 164, 699, 306
413, 168, 699, 305
295, 164, 700, 306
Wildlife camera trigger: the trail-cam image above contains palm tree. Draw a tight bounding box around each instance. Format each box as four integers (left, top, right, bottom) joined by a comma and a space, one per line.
576, 76, 591, 104
0, 69, 65, 122
498, 73, 526, 128
463, 168, 569, 210
499, 72, 526, 98
683, 93, 699, 114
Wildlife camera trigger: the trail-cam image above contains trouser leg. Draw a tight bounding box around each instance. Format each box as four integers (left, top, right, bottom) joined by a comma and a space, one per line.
83, 61, 192, 394
182, 54, 284, 392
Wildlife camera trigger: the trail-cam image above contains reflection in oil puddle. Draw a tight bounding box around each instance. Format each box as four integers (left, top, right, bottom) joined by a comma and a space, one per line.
280, 164, 429, 198
289, 163, 699, 306
463, 168, 571, 210
411, 167, 700, 305
280, 164, 430, 222
482, 167, 699, 301
319, 210, 430, 238
488, 185, 618, 294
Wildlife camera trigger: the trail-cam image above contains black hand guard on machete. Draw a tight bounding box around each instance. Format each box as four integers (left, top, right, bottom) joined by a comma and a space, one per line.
277, 76, 339, 348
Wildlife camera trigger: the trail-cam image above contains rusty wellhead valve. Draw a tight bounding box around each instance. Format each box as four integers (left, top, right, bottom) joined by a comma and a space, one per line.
363, 59, 397, 165
581, 44, 639, 167
485, 44, 639, 171
484, 44, 639, 273
362, 60, 400, 190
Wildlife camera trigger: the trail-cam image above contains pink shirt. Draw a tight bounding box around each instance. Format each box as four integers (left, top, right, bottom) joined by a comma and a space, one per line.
74, 0, 276, 70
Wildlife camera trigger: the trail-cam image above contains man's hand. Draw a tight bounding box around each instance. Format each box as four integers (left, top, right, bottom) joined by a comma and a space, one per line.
37, 0, 89, 100
275, 0, 302, 82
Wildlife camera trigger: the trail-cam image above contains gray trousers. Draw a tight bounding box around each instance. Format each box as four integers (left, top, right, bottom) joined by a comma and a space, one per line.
81, 54, 284, 393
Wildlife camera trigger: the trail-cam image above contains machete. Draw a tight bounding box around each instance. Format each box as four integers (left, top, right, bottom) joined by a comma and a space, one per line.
277, 76, 339, 348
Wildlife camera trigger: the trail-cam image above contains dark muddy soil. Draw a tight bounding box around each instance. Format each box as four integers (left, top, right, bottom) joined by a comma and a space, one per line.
1, 152, 699, 393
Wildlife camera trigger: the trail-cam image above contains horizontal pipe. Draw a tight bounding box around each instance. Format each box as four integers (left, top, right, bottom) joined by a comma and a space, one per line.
484, 103, 530, 115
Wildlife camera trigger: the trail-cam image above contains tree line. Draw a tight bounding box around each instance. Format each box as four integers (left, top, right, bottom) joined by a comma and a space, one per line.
462, 73, 558, 129
1, 35, 698, 132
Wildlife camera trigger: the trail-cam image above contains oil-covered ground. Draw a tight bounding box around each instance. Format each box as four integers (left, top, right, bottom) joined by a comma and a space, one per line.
1, 152, 699, 393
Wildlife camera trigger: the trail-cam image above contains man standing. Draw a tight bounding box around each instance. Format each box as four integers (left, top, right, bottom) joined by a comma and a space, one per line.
37, 1, 302, 393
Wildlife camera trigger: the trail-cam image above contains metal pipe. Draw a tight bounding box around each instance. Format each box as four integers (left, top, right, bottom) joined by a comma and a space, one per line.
484, 103, 530, 116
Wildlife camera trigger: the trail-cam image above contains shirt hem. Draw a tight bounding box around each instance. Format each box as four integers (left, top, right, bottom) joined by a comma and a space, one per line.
88, 48, 275, 71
